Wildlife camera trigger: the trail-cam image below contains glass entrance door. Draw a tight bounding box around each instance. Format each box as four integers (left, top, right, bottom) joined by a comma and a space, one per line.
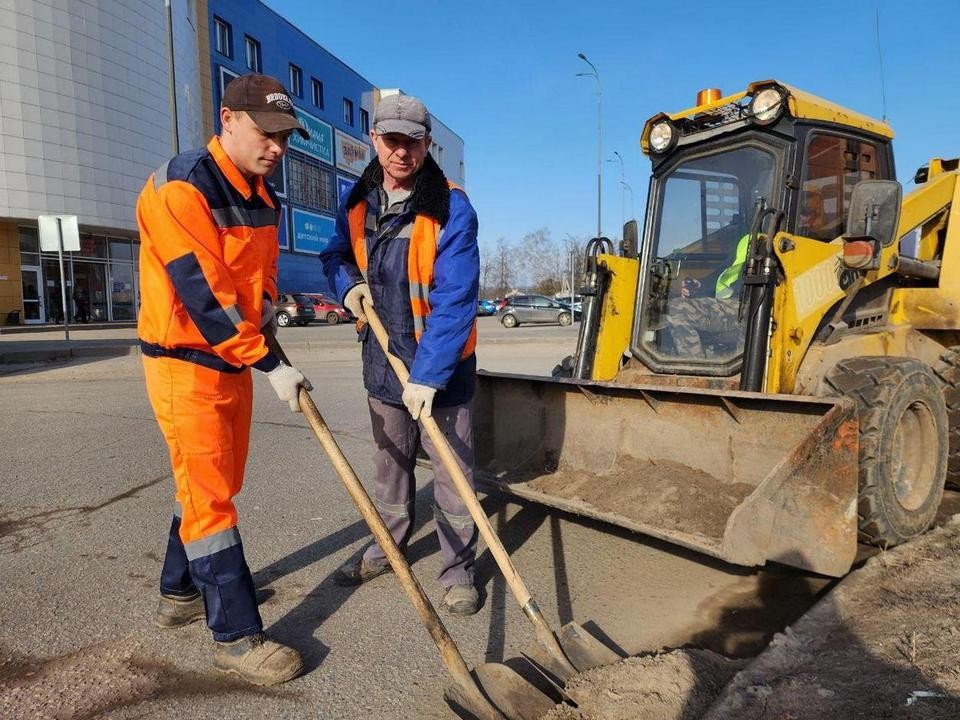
21, 266, 44, 323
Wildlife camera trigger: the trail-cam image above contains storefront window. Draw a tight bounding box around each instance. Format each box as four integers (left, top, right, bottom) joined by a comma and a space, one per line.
109, 237, 132, 261
109, 262, 136, 320
72, 262, 107, 322
19, 226, 39, 266
42, 257, 69, 323
78, 233, 107, 259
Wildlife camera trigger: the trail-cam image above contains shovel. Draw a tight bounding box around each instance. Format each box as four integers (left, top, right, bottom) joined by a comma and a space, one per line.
264, 332, 553, 720
362, 305, 621, 684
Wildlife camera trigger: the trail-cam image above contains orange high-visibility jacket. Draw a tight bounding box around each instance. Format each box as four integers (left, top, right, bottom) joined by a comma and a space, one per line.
136, 137, 280, 372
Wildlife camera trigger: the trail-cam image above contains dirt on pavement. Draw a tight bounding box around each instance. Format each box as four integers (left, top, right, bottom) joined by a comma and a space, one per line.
542, 517, 960, 720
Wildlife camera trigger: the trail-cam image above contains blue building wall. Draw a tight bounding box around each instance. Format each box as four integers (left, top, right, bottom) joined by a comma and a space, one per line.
206, 0, 373, 295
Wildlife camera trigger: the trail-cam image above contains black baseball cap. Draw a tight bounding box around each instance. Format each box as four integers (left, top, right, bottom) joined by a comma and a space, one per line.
222, 74, 309, 139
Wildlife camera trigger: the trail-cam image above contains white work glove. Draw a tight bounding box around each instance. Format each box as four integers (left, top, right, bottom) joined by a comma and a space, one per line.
343, 283, 373, 323
260, 301, 276, 329
266, 362, 312, 412
402, 382, 436, 421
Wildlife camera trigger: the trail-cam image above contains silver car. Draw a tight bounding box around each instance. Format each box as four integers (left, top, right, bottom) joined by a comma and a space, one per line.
498, 294, 576, 328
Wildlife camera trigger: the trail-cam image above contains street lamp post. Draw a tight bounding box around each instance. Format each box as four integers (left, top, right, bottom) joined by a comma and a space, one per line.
577, 52, 601, 239
621, 180, 634, 221
608, 150, 625, 230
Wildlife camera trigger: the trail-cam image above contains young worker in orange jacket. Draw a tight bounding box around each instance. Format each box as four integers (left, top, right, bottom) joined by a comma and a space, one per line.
137, 74, 310, 685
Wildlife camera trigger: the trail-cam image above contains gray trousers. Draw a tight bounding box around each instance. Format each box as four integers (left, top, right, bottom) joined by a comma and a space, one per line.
363, 396, 479, 588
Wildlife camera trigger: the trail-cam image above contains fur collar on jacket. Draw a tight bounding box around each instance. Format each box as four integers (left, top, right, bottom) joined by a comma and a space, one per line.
345, 153, 451, 226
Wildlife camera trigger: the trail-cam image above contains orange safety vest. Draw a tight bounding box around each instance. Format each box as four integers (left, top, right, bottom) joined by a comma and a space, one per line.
347, 182, 477, 359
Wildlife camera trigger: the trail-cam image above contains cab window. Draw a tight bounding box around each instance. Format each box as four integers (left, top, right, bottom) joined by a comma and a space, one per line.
799, 133, 878, 241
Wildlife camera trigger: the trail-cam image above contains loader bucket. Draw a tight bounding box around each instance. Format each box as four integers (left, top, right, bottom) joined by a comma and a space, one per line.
473, 372, 861, 577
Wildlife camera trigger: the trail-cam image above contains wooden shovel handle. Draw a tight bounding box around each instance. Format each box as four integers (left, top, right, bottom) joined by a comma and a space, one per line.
262, 332, 502, 718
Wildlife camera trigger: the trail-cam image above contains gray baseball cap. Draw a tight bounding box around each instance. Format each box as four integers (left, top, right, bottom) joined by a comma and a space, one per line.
373, 95, 432, 139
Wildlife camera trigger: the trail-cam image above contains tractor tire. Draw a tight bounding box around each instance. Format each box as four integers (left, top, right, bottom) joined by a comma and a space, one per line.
276, 311, 291, 327
933, 346, 960, 489
501, 313, 518, 328
824, 357, 947, 547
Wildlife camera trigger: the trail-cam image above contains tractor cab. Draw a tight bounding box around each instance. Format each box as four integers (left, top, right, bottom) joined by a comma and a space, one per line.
633, 82, 894, 378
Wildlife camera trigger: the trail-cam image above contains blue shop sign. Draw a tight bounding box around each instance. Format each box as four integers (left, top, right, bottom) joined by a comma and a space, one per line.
289, 108, 333, 164
291, 208, 335, 255
336, 174, 356, 206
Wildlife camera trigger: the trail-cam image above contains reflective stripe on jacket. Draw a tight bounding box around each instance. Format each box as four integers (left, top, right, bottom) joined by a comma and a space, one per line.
136, 136, 280, 371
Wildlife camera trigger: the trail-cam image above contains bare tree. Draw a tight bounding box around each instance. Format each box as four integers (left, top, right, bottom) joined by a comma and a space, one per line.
479, 240, 496, 298
479, 231, 594, 299
515, 227, 561, 294
561, 234, 589, 300
493, 236, 514, 299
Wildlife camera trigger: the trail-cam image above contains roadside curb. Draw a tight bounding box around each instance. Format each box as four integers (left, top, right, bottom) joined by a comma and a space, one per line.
0, 342, 140, 364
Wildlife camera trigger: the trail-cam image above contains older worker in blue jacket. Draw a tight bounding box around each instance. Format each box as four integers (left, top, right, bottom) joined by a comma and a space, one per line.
320, 95, 482, 616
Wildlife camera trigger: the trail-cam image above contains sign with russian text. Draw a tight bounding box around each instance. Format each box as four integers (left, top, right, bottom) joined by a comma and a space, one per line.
289, 108, 333, 164
335, 129, 370, 176
291, 208, 335, 255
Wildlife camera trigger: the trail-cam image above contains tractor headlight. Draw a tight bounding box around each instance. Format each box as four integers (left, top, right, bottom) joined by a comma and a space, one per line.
649, 120, 676, 154
749, 86, 785, 125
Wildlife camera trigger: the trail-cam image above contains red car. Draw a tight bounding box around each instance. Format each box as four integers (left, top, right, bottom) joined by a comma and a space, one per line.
302, 293, 355, 325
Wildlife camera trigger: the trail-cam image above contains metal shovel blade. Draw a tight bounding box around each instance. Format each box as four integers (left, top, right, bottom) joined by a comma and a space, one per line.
473, 663, 557, 720
557, 622, 623, 672
522, 620, 622, 684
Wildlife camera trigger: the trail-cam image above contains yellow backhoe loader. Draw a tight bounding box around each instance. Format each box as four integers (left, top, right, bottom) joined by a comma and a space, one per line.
474, 81, 960, 577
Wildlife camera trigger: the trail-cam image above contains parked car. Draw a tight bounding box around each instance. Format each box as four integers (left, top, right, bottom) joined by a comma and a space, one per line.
554, 294, 583, 313
477, 299, 497, 316
497, 294, 579, 328
275, 292, 316, 327
302, 293, 354, 324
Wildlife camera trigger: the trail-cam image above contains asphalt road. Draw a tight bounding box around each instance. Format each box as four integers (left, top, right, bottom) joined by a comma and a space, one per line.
0, 319, 837, 719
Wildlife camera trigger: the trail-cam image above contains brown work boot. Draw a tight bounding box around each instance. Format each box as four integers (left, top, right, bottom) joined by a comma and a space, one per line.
155, 592, 205, 629
213, 632, 303, 686
442, 584, 480, 617
333, 558, 392, 587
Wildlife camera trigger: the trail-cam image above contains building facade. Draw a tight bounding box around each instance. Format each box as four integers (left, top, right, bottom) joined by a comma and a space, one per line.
0, 0, 466, 324
0, 0, 202, 325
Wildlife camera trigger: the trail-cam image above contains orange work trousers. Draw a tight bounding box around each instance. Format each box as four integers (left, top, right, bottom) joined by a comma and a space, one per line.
143, 355, 252, 541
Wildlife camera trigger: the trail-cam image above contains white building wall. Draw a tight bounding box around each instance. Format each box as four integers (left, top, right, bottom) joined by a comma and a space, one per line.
427, 115, 465, 188
0, 0, 197, 232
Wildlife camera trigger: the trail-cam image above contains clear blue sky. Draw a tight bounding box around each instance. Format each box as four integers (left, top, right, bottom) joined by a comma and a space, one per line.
268, 0, 960, 249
